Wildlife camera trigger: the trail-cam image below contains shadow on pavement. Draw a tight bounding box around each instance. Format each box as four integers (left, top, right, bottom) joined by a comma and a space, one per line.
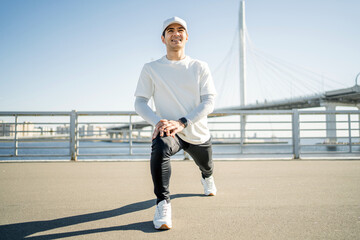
0, 193, 203, 239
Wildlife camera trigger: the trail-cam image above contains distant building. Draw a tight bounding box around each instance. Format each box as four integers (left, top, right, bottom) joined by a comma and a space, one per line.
36, 126, 54, 135
0, 121, 105, 138
0, 121, 37, 137
94, 126, 106, 136
79, 124, 94, 137
56, 125, 70, 135
0, 121, 11, 136
79, 124, 106, 137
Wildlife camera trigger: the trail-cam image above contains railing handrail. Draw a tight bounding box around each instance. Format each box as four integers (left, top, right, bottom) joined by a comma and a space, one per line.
1, 109, 360, 115
0, 112, 71, 116
0, 109, 359, 161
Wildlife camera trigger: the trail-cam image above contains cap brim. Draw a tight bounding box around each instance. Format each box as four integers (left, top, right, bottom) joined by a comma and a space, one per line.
163, 21, 187, 33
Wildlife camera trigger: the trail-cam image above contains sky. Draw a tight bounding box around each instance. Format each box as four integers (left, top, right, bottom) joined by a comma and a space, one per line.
1, 0, 359, 112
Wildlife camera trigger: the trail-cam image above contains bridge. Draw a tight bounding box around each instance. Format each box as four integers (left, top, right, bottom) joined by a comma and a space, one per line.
107, 1, 360, 145
107, 84, 360, 144
219, 85, 360, 111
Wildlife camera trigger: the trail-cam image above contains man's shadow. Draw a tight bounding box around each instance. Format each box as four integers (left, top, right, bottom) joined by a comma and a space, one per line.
0, 193, 203, 239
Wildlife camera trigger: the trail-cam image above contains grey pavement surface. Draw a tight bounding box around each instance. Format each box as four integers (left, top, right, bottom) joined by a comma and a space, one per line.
0, 160, 359, 240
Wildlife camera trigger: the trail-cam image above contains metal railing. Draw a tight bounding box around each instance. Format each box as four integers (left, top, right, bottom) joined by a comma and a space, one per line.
0, 110, 359, 161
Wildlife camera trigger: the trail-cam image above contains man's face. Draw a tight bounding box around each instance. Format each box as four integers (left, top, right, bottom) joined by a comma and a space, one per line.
161, 23, 188, 50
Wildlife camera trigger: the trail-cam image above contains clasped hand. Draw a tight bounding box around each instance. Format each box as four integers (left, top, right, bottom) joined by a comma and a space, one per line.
152, 119, 185, 139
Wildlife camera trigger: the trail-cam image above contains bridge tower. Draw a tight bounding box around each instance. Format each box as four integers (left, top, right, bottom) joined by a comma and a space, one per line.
239, 1, 246, 107
239, 1, 246, 146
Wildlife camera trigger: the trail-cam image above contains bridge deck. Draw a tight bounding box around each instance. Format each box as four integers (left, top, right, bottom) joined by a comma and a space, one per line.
220, 85, 360, 110
0, 160, 359, 239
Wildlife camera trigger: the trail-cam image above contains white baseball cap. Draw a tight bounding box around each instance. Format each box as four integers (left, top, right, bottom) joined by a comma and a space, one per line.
162, 16, 188, 34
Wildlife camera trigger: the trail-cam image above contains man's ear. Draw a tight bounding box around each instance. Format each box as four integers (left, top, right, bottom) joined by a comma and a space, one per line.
161, 35, 165, 44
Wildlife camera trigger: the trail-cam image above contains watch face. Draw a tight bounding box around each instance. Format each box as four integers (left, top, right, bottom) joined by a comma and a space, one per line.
180, 117, 188, 127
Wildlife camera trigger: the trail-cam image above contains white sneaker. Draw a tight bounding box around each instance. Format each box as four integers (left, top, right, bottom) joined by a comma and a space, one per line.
201, 176, 217, 196
153, 200, 172, 230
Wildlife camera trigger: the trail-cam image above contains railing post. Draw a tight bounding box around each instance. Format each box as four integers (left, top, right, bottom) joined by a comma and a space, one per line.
70, 110, 78, 161
358, 106, 360, 146
348, 113, 352, 153
240, 113, 245, 153
2, 122, 5, 136
325, 103, 337, 144
76, 113, 80, 157
292, 109, 300, 159
14, 115, 18, 156
129, 115, 133, 155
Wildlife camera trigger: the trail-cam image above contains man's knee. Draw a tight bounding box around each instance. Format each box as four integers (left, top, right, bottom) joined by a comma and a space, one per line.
151, 136, 173, 157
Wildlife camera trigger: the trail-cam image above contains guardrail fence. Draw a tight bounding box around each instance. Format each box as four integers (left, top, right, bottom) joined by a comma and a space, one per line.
0, 110, 359, 160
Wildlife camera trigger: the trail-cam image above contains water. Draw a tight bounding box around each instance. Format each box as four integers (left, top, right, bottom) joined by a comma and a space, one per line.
0, 139, 359, 161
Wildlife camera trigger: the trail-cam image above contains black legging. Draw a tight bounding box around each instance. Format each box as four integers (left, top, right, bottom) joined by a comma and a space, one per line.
150, 134, 213, 204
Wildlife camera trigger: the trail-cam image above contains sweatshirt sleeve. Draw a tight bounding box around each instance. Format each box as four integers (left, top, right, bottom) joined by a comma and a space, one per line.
134, 64, 154, 99
185, 94, 215, 124
199, 63, 217, 96
134, 96, 161, 126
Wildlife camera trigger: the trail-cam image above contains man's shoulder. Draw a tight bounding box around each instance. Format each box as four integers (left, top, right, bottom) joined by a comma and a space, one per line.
142, 56, 165, 69
143, 56, 209, 70
189, 57, 208, 67
187, 57, 209, 69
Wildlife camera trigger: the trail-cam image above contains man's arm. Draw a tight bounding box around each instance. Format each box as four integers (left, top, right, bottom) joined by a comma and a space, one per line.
135, 96, 172, 139
135, 94, 215, 138
134, 96, 161, 126
185, 94, 215, 124
163, 94, 215, 138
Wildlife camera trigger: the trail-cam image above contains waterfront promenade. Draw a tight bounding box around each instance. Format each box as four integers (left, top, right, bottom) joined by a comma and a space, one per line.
0, 160, 359, 239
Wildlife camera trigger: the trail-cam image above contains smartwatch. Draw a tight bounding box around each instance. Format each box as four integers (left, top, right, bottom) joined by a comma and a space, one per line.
178, 117, 188, 128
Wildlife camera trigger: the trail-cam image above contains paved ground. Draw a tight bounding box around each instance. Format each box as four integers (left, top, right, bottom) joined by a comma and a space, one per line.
0, 160, 359, 240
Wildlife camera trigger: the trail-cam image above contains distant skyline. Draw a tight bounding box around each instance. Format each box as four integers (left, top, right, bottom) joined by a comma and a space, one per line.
1, 0, 359, 111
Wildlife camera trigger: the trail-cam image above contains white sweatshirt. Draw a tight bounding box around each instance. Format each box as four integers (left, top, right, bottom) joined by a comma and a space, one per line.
134, 55, 216, 144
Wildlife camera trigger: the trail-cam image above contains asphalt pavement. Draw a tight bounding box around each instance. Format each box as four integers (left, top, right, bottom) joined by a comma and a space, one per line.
0, 160, 359, 239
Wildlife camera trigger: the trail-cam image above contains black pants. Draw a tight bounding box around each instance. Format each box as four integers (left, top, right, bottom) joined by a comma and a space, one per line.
151, 134, 213, 204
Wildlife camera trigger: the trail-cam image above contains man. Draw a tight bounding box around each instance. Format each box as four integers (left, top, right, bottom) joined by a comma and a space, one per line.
134, 16, 217, 230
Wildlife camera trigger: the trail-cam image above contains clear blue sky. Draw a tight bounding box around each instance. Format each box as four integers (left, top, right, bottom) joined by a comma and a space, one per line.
1, 0, 359, 111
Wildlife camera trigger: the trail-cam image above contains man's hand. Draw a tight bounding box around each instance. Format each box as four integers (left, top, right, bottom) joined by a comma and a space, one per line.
162, 120, 185, 138
152, 119, 185, 139
152, 119, 169, 140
